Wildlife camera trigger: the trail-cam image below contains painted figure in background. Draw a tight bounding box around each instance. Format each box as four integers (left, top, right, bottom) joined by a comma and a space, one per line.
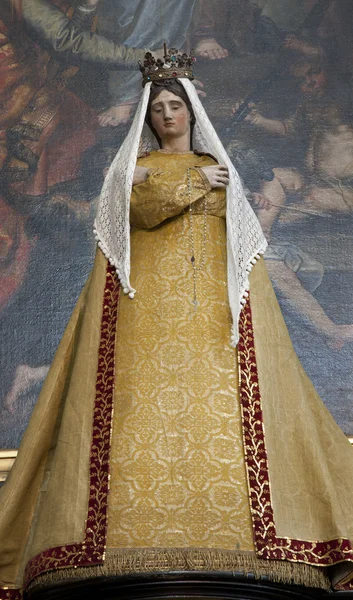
218, 0, 353, 410
0, 0, 149, 192
232, 55, 353, 348
199, 0, 321, 56
0, 0, 149, 437
97, 0, 229, 127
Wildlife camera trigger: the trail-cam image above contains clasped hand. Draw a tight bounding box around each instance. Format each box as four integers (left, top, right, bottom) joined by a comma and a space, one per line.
201, 165, 229, 188
132, 165, 230, 188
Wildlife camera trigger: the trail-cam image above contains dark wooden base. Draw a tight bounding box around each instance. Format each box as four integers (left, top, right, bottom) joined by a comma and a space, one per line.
27, 572, 353, 600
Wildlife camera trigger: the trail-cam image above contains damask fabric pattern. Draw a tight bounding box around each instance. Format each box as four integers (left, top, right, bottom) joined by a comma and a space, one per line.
107, 152, 254, 550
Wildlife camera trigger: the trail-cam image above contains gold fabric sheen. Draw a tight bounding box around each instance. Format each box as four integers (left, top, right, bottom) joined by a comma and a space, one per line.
0, 251, 107, 588
2, 151, 353, 593
108, 151, 253, 550
251, 258, 353, 543
130, 152, 222, 228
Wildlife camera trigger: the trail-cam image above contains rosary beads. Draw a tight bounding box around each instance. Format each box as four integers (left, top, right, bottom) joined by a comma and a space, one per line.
187, 167, 208, 309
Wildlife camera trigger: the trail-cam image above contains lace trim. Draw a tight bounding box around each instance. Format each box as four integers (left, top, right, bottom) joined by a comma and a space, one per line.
94, 79, 268, 346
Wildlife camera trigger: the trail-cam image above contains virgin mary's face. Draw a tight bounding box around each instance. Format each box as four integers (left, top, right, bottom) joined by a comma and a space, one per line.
150, 90, 191, 143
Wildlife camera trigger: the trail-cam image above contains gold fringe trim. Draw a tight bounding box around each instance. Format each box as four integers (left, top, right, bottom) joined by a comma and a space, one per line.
27, 548, 331, 593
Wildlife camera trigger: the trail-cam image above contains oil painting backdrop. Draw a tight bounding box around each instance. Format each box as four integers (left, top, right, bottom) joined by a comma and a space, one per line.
1, 0, 353, 448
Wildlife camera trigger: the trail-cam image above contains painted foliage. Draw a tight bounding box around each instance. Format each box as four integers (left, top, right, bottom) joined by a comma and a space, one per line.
0, 0, 352, 448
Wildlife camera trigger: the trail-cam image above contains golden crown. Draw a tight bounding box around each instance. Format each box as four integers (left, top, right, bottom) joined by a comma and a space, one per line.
139, 44, 195, 87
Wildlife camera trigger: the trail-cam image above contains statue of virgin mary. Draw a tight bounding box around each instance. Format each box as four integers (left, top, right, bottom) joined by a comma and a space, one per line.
1, 50, 353, 599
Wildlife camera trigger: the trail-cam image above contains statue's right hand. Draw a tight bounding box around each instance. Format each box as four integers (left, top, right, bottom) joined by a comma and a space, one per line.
200, 165, 229, 189
133, 166, 149, 185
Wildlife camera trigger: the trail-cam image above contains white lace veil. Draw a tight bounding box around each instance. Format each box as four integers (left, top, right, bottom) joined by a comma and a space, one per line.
94, 79, 267, 346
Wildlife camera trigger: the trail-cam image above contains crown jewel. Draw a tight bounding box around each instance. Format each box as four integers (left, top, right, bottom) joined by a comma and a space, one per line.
139, 44, 195, 87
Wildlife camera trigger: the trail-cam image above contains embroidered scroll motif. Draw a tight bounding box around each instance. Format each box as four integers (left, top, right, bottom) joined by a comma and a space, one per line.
238, 298, 353, 589
24, 264, 119, 588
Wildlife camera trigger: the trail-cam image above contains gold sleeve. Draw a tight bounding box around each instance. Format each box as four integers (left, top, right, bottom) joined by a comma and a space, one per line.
130, 166, 212, 229
22, 0, 145, 67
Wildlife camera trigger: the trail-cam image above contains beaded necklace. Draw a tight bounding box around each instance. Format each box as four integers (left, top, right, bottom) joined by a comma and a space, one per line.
187, 167, 208, 310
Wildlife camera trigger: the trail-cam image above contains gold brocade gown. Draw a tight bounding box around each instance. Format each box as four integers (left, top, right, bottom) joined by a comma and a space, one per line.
108, 150, 254, 551
4, 151, 353, 597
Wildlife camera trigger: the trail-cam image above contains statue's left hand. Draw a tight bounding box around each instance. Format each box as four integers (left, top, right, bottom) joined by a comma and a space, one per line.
201, 165, 229, 188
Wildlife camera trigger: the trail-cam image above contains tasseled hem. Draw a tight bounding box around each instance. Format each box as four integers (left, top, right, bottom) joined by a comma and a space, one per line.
93, 232, 136, 299
27, 548, 330, 594
231, 248, 266, 348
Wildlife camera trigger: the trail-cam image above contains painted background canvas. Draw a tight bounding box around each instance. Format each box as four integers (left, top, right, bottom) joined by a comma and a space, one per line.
1, 0, 353, 449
